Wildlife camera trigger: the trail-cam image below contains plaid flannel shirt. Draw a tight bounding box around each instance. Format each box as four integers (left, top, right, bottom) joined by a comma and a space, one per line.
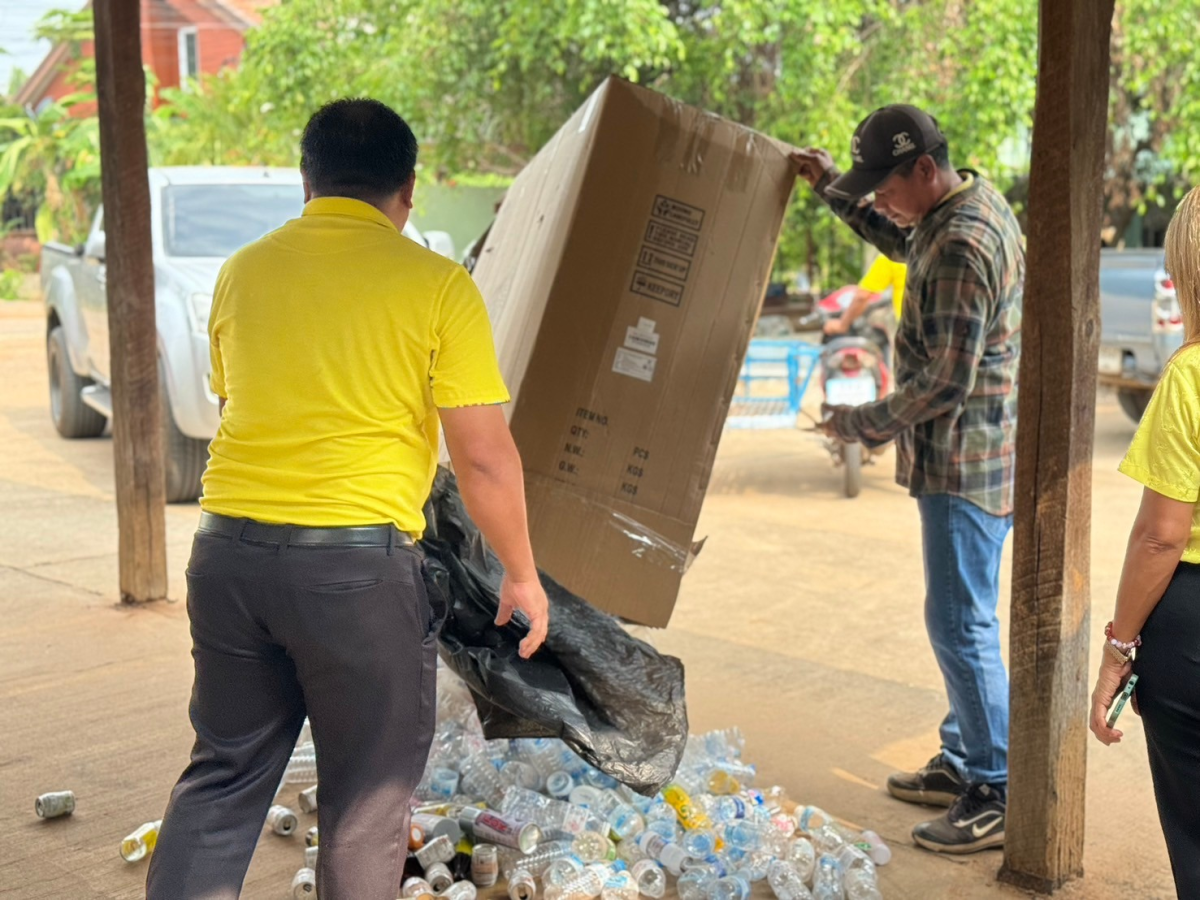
817, 169, 1024, 516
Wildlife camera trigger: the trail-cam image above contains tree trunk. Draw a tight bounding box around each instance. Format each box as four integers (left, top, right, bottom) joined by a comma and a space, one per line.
93, 0, 168, 603
998, 0, 1114, 892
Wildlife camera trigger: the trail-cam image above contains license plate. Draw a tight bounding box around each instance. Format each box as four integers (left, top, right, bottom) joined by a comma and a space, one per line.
825, 376, 877, 406
1098, 345, 1123, 375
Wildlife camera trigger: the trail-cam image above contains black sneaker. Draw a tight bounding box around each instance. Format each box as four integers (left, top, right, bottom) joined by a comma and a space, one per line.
886, 752, 966, 807
912, 783, 1006, 854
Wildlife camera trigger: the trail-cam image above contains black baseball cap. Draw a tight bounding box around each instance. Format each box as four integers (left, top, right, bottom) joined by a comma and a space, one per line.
826, 104, 947, 200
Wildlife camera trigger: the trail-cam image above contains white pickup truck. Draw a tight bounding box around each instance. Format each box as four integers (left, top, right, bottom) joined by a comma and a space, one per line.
42, 166, 455, 501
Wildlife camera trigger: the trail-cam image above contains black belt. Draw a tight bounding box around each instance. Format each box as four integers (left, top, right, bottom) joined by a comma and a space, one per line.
198, 511, 415, 548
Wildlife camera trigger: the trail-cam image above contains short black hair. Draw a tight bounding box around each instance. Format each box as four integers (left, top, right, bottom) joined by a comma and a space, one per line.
300, 98, 418, 203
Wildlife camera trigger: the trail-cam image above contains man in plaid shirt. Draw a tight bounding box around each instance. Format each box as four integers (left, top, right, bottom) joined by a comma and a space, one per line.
793, 105, 1024, 855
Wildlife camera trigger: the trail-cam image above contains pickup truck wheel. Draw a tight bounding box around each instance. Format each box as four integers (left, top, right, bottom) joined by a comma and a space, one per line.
47, 326, 107, 438
160, 372, 208, 503
1117, 388, 1151, 424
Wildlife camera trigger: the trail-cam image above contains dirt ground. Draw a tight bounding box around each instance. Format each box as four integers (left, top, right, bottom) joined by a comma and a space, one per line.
0, 298, 1176, 899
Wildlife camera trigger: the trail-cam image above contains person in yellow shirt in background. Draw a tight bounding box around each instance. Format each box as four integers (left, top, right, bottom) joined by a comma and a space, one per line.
1089, 184, 1200, 898
823, 252, 907, 337
147, 98, 549, 900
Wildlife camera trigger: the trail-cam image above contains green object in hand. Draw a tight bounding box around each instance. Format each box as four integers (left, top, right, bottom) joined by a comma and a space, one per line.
1107, 674, 1139, 729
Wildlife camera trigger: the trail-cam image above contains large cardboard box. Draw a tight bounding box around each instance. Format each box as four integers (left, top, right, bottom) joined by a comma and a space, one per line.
471, 77, 795, 627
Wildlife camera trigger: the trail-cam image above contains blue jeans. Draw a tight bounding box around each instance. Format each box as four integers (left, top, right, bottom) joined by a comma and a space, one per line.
918, 494, 1012, 787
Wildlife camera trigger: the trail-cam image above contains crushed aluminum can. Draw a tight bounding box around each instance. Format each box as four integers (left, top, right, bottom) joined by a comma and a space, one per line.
267, 805, 299, 837
298, 785, 318, 814
415, 834, 456, 869
35, 791, 75, 819
291, 866, 317, 897
426, 862, 454, 893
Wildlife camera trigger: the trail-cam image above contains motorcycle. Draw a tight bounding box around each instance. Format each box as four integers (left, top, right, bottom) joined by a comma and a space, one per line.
800, 288, 895, 498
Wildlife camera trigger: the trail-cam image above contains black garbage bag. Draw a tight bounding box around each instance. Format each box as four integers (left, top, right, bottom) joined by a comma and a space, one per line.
420, 467, 687, 796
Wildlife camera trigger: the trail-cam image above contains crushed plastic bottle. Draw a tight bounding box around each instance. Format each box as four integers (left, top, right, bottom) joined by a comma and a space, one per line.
267, 670, 890, 900
812, 855, 845, 900
630, 859, 666, 898
573, 831, 615, 863
711, 873, 752, 900
787, 837, 817, 884
636, 832, 687, 877
676, 868, 714, 900
767, 859, 814, 900
282, 744, 317, 785
545, 856, 586, 888
600, 869, 639, 900
119, 820, 162, 863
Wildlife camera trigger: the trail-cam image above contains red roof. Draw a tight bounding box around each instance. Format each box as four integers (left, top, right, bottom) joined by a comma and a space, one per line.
210, 0, 278, 27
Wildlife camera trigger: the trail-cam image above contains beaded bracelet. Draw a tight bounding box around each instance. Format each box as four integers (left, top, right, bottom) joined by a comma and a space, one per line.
1105, 621, 1142, 654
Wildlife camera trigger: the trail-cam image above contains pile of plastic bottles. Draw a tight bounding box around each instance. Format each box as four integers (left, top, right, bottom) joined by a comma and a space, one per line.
271, 668, 890, 900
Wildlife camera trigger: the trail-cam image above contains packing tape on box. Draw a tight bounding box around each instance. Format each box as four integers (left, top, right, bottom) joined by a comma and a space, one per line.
726, 130, 757, 194
681, 113, 718, 177
654, 99, 685, 165
607, 510, 702, 574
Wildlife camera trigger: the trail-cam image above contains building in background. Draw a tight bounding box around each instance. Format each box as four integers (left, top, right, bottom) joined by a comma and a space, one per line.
13, 0, 277, 114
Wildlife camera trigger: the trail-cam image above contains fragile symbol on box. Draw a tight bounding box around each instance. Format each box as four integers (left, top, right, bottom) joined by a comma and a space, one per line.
613, 347, 657, 382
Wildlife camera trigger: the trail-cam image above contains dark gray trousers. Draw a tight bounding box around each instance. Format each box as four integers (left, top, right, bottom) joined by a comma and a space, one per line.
147, 528, 442, 899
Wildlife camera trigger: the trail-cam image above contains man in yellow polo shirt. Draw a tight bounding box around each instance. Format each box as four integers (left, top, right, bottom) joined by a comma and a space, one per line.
147, 99, 549, 900
824, 253, 907, 336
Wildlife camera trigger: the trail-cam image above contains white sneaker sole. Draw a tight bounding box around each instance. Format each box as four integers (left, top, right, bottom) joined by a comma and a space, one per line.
912, 829, 1005, 854
886, 783, 962, 808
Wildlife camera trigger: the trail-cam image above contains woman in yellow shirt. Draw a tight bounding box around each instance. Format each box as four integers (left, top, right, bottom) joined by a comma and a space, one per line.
1090, 185, 1200, 897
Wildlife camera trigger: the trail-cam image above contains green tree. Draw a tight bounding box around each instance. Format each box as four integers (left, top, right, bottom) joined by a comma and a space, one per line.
0, 93, 101, 243
1104, 0, 1200, 244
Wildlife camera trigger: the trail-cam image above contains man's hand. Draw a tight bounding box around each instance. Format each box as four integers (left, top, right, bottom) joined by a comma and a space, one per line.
496, 574, 550, 659
818, 404, 855, 438
790, 148, 835, 189
823, 317, 849, 336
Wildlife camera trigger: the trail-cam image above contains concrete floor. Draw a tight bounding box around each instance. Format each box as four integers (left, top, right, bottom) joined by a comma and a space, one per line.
0, 299, 1176, 899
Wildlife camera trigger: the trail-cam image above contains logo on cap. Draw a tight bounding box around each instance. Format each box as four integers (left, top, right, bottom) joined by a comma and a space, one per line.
851, 134, 864, 164
892, 131, 917, 156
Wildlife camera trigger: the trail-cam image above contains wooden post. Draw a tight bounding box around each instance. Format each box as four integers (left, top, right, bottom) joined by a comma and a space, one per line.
999, 0, 1114, 891
93, 0, 168, 603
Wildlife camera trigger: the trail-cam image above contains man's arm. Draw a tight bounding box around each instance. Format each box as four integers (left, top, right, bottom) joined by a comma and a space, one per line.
825, 287, 876, 335
830, 242, 992, 446
439, 404, 548, 658
791, 149, 909, 261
